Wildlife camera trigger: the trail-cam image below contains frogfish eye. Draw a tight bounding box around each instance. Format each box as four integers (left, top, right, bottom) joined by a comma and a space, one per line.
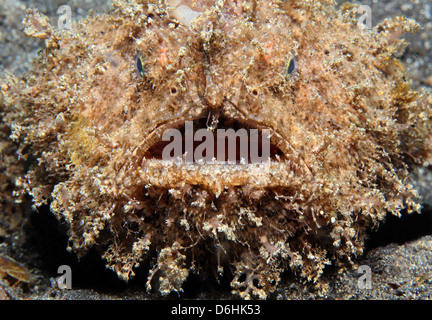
135, 54, 145, 77
287, 55, 297, 77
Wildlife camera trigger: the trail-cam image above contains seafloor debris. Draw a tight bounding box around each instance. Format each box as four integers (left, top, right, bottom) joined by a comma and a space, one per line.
0, 255, 33, 285
1, 0, 431, 298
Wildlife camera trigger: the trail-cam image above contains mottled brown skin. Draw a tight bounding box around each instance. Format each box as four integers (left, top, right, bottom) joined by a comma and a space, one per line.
1, 0, 432, 298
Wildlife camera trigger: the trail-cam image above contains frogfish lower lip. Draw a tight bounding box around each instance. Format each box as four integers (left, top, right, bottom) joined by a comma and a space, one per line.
135, 159, 313, 197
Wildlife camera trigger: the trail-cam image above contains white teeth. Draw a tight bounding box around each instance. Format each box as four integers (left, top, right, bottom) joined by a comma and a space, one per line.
171, 4, 201, 27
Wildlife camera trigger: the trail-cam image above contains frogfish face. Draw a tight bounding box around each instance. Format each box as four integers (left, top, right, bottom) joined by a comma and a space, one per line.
125, 0, 302, 196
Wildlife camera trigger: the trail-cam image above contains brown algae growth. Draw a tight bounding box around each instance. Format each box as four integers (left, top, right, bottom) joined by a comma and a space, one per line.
1, 0, 432, 298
